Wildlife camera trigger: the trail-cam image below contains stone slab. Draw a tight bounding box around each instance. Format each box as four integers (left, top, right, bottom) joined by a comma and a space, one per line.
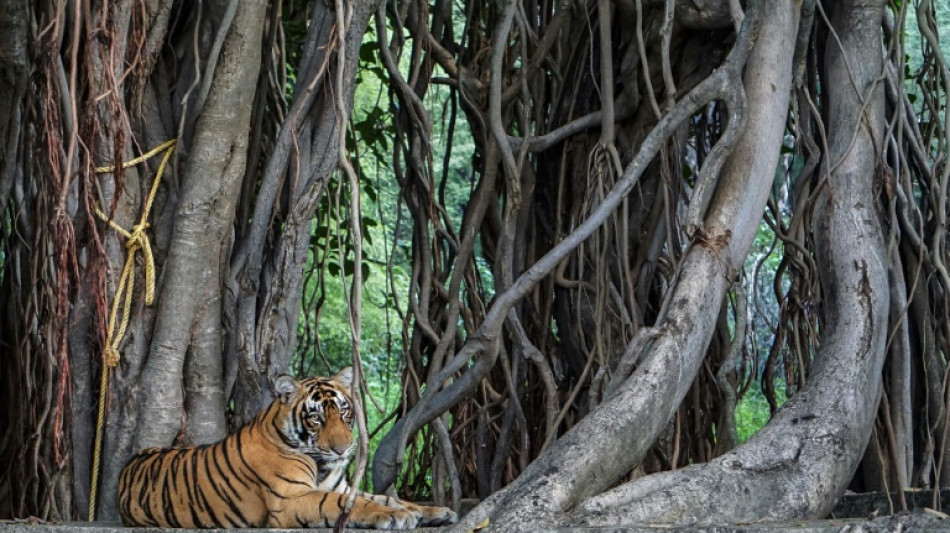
0, 512, 946, 533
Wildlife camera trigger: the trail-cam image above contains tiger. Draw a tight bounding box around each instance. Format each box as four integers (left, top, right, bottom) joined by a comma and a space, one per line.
117, 367, 457, 529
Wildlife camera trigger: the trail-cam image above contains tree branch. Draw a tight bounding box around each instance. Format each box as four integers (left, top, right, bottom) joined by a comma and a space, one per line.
373, 7, 755, 495
574, 0, 889, 524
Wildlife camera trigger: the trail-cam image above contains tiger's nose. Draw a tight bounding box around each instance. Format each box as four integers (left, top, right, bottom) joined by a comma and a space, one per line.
332, 445, 348, 455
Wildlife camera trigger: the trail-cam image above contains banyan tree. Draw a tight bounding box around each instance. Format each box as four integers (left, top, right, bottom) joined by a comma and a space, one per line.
1, 0, 949, 529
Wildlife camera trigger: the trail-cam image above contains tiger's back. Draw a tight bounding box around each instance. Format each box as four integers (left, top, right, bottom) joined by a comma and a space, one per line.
118, 439, 269, 528
117, 368, 457, 529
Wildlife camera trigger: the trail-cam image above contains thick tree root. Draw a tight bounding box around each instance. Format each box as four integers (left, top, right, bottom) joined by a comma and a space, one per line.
451, 0, 887, 530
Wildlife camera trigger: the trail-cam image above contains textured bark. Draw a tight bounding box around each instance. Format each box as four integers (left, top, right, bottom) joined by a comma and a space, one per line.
89, 1, 269, 520
0, 0, 380, 522
570, 0, 888, 524
449, 1, 797, 530
371, 39, 749, 492
183, 284, 227, 444
87, 8, 152, 521
128, 0, 265, 450
646, 0, 734, 30
0, 0, 61, 520
227, 0, 385, 428
0, 0, 27, 216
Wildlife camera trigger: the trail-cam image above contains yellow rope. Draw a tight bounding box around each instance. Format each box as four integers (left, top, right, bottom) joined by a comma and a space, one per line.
88, 139, 176, 521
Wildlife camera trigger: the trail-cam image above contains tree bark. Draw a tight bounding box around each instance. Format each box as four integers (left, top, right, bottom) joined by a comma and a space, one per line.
0, 0, 27, 216
571, 0, 888, 524
94, 0, 268, 520
226, 0, 385, 428
371, 32, 751, 492
450, 1, 800, 529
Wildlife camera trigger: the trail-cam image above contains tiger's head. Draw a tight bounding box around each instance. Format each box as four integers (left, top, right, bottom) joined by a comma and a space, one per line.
273, 367, 355, 469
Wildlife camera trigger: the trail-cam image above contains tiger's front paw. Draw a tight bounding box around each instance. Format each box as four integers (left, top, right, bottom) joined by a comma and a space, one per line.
415, 505, 458, 527
372, 508, 420, 530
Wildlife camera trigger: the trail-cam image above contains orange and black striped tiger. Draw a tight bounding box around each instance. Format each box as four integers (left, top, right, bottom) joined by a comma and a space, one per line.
117, 367, 457, 529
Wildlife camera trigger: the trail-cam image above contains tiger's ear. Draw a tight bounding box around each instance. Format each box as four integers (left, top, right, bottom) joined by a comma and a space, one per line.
274, 375, 300, 404
333, 366, 354, 389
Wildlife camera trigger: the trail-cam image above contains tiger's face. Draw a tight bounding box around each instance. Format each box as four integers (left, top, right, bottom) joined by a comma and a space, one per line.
274, 368, 355, 469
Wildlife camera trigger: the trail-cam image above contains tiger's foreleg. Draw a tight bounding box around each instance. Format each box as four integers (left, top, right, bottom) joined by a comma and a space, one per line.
357, 491, 458, 526
266, 490, 420, 530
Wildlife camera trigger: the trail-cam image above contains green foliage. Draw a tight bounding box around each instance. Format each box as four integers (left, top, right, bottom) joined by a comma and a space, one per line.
291, 16, 481, 383
735, 382, 787, 443
286, 25, 431, 490
290, 20, 486, 491
902, 1, 950, 72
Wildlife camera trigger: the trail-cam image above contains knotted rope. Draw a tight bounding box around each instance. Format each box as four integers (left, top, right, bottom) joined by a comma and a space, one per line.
88, 138, 175, 521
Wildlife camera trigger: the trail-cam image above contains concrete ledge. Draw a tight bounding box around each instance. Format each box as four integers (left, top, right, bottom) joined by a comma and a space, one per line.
3, 491, 949, 532
0, 513, 946, 533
